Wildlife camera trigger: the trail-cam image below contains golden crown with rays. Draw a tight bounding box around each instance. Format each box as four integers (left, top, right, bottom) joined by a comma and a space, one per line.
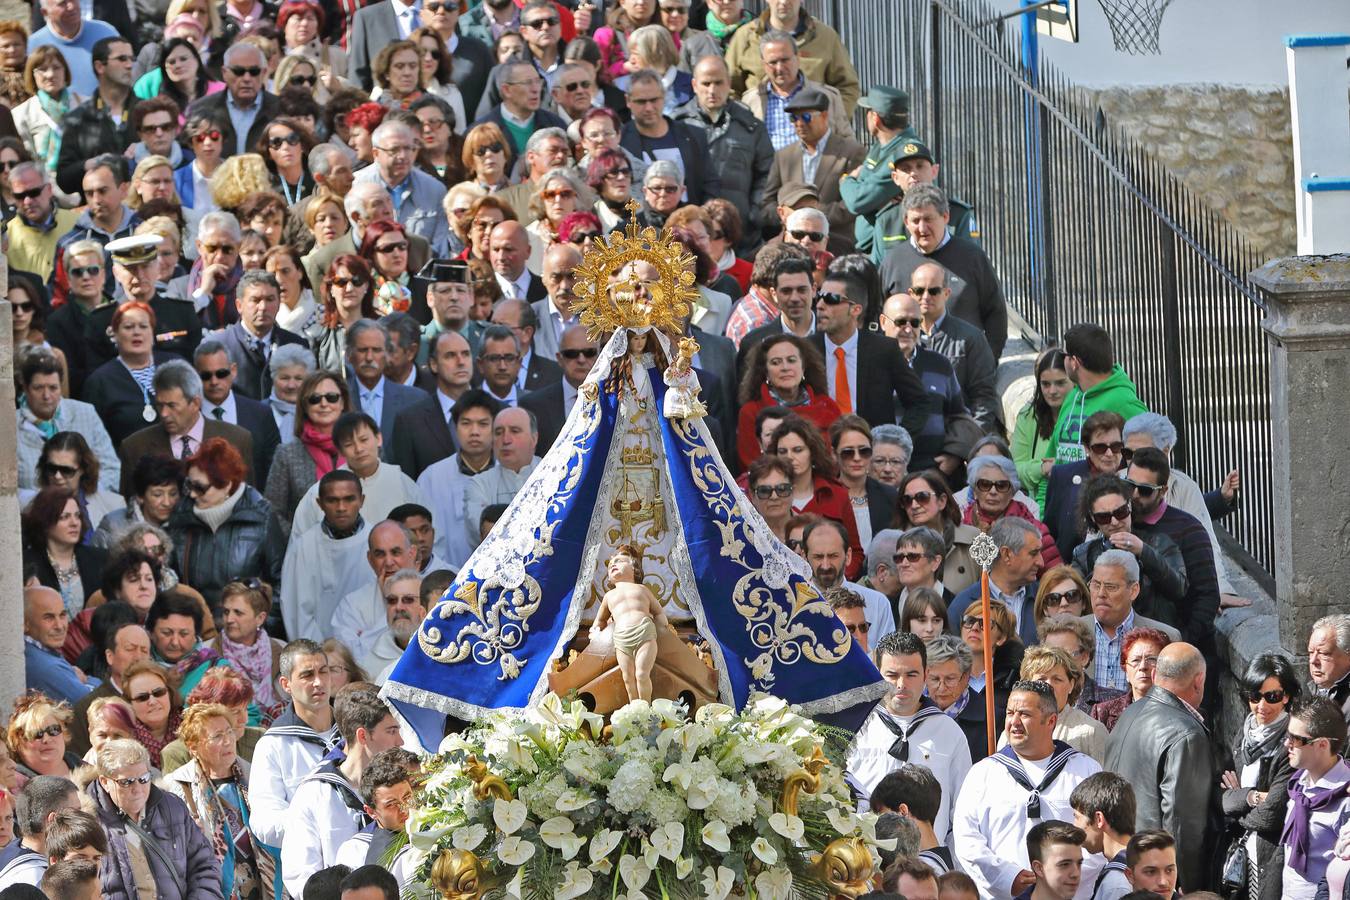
570, 200, 701, 342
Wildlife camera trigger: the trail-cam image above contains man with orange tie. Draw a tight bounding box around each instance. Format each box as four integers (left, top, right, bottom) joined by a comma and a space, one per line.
811, 268, 930, 442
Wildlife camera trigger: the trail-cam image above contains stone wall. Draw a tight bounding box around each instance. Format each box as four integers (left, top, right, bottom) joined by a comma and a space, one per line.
1086, 85, 1296, 259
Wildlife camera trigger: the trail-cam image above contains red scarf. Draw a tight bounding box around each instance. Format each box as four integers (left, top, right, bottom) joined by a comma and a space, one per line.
300, 422, 345, 478
131, 710, 182, 769
964, 497, 1039, 530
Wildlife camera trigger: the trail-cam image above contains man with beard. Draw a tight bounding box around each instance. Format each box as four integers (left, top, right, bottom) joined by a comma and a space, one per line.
332, 520, 419, 659
360, 569, 424, 683
847, 632, 970, 840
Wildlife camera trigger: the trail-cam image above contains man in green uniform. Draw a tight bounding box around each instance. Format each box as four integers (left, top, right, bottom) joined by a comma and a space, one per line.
867, 139, 980, 265
839, 85, 918, 256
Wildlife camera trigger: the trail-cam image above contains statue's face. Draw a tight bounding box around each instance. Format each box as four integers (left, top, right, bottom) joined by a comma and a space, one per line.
607, 553, 637, 583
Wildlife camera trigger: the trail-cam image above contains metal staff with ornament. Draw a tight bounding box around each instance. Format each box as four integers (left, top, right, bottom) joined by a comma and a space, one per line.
968, 531, 999, 756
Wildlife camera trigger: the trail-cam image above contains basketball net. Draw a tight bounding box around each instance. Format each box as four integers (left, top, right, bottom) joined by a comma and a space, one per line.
1095, 0, 1173, 54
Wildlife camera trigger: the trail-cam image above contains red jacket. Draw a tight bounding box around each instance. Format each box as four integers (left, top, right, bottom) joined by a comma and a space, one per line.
963, 498, 1064, 572
736, 384, 842, 471
800, 474, 865, 581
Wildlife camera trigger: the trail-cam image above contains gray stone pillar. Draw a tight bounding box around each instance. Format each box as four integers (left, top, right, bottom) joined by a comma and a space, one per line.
0, 270, 26, 707
1251, 255, 1350, 654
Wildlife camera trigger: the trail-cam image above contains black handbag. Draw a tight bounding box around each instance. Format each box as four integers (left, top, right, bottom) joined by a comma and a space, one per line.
1220, 829, 1250, 897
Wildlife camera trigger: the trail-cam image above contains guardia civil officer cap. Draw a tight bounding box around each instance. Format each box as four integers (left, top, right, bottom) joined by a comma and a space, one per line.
106, 234, 162, 266
894, 138, 934, 164
415, 258, 471, 285
856, 85, 911, 118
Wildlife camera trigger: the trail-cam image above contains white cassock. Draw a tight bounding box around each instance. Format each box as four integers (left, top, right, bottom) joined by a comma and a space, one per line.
464, 459, 539, 549
846, 703, 972, 842
361, 630, 408, 684
418, 453, 478, 568
952, 746, 1103, 899
290, 462, 426, 537
331, 576, 385, 660
280, 519, 373, 641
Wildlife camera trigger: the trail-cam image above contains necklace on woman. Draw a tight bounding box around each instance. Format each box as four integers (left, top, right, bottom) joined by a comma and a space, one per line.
850, 494, 867, 506
48, 552, 77, 583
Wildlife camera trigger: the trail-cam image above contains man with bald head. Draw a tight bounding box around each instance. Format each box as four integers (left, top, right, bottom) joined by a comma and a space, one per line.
24, 587, 95, 703
520, 325, 599, 454
489, 220, 546, 302
332, 520, 418, 659
533, 243, 584, 362
673, 54, 774, 245
1104, 641, 1213, 892
464, 407, 541, 549
491, 298, 563, 394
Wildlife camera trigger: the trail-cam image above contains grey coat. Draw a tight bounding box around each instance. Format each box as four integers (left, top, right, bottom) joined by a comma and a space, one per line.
671, 98, 775, 242
1104, 685, 1217, 893
264, 440, 321, 535
88, 780, 224, 900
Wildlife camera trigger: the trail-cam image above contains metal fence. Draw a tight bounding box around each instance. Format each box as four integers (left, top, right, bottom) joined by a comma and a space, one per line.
798, 0, 1276, 580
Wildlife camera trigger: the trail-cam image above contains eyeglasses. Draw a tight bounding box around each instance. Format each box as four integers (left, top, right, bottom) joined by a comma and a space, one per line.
752, 483, 792, 499
375, 241, 408, 254
1243, 689, 1287, 705
845, 621, 871, 635
307, 391, 342, 405
69, 265, 102, 278
659, 4, 688, 12
288, 74, 317, 87
30, 723, 63, 740
419, 117, 447, 129
474, 143, 505, 157
10, 299, 35, 313
789, 230, 825, 243
542, 188, 576, 201
198, 368, 231, 381
567, 231, 600, 245
267, 132, 301, 149
331, 276, 367, 289
1088, 440, 1124, 456
376, 144, 416, 157
140, 121, 175, 134
228, 65, 263, 77
901, 490, 934, 506
646, 184, 680, 194
40, 462, 79, 478
838, 445, 872, 460
907, 286, 944, 297
201, 243, 238, 255
524, 15, 559, 27
561, 79, 592, 92
1124, 478, 1160, 498
129, 686, 170, 703
974, 478, 1012, 493
960, 615, 984, 630
1091, 503, 1130, 526
559, 347, 598, 360
1044, 587, 1082, 607
893, 551, 933, 564
384, 593, 419, 605
787, 111, 815, 123
14, 186, 46, 201
193, 129, 223, 144
482, 353, 520, 365
112, 773, 153, 787
183, 479, 212, 496
603, 168, 632, 180
815, 291, 851, 306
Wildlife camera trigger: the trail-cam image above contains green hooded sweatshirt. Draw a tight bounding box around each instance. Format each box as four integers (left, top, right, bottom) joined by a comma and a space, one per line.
1043, 363, 1149, 476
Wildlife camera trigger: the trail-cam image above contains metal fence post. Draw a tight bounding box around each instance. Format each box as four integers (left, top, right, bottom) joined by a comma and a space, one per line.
929, 0, 944, 162
1158, 220, 1188, 470
1038, 102, 1057, 344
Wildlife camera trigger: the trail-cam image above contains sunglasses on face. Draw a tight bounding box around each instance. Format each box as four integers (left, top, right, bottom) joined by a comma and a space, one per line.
790, 229, 824, 243
140, 121, 174, 134
129, 686, 170, 703
1045, 587, 1082, 607
10, 300, 35, 313
974, 478, 1012, 493
1091, 503, 1130, 526
193, 129, 223, 144
908, 286, 943, 297
542, 189, 576, 201
474, 143, 505, 157
268, 133, 301, 149
889, 314, 922, 329
198, 367, 231, 381
1124, 478, 1160, 498
112, 772, 154, 787
375, 241, 408, 254
960, 615, 984, 630
524, 15, 559, 27
1244, 689, 1287, 705
14, 186, 46, 201
567, 231, 600, 245
30, 723, 63, 740
201, 243, 237, 255
69, 265, 102, 278
646, 184, 680, 195
1088, 440, 1124, 456
838, 445, 872, 460
40, 462, 79, 478
893, 551, 932, 564
604, 168, 632, 180
288, 74, 317, 87
559, 347, 598, 360
423, 0, 450, 10
561, 79, 592, 91
307, 391, 342, 405
1286, 732, 1318, 747
845, 621, 870, 635
331, 276, 366, 288
787, 111, 815, 123
752, 483, 792, 499
901, 490, 934, 506
815, 291, 852, 306
183, 479, 213, 496
228, 65, 263, 77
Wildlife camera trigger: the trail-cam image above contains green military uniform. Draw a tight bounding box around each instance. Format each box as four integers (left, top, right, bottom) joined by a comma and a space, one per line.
839, 86, 920, 256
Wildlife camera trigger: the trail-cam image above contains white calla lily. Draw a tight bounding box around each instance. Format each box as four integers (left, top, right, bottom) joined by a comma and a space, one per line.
701, 865, 735, 900
492, 798, 528, 835
497, 835, 536, 866
769, 812, 805, 842
555, 862, 594, 900
701, 820, 731, 853
556, 787, 594, 812
589, 828, 622, 863
504, 866, 525, 900
650, 822, 684, 860
674, 856, 693, 879
751, 836, 778, 865
754, 867, 793, 900
618, 854, 651, 891
450, 824, 488, 851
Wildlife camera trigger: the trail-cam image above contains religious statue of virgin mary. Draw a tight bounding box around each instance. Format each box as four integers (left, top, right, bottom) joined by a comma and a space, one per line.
381, 206, 886, 749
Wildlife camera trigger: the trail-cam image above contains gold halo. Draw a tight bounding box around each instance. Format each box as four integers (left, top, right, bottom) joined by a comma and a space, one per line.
571, 200, 701, 341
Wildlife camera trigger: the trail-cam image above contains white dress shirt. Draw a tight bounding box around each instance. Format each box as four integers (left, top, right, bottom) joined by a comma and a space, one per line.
495, 268, 531, 301
390, 0, 421, 38
357, 376, 386, 425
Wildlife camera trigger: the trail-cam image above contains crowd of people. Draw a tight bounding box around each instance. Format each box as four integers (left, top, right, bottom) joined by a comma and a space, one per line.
0, 0, 1339, 898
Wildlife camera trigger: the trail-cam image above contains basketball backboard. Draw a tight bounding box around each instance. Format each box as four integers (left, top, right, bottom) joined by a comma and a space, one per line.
1036, 0, 1079, 42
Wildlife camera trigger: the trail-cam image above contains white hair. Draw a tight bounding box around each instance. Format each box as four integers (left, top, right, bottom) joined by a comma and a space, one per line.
1122, 412, 1178, 453
1094, 548, 1140, 585
345, 181, 388, 221
198, 210, 241, 242
786, 207, 829, 235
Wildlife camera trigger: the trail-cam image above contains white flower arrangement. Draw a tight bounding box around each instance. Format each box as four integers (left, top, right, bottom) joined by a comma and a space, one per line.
407, 694, 884, 898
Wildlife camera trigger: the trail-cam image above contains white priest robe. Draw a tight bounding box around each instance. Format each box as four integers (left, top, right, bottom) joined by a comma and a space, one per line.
952, 747, 1103, 899
418, 453, 479, 569
279, 519, 373, 641
290, 462, 426, 538
464, 458, 539, 550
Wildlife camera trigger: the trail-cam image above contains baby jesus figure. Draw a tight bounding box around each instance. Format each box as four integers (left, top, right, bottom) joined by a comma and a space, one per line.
591, 544, 669, 702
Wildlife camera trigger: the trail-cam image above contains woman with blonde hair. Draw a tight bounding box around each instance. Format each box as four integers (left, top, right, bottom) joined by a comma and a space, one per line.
121, 660, 184, 769
6, 693, 81, 785
321, 638, 367, 691
164, 703, 276, 899
12, 46, 80, 184
1032, 564, 1089, 629
136, 216, 187, 283
460, 121, 514, 193
129, 155, 180, 212
1012, 645, 1108, 762
622, 25, 691, 111
441, 182, 485, 256
210, 154, 271, 215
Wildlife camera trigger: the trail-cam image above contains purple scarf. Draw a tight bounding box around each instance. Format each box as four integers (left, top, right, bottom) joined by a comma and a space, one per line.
220, 630, 276, 707
1281, 767, 1350, 875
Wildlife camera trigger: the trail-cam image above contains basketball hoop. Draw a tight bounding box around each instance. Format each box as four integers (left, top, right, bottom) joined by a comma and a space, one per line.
1095, 0, 1173, 54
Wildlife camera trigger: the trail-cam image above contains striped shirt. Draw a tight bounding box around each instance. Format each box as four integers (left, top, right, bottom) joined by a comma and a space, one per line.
1093, 609, 1136, 693
724, 289, 780, 348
